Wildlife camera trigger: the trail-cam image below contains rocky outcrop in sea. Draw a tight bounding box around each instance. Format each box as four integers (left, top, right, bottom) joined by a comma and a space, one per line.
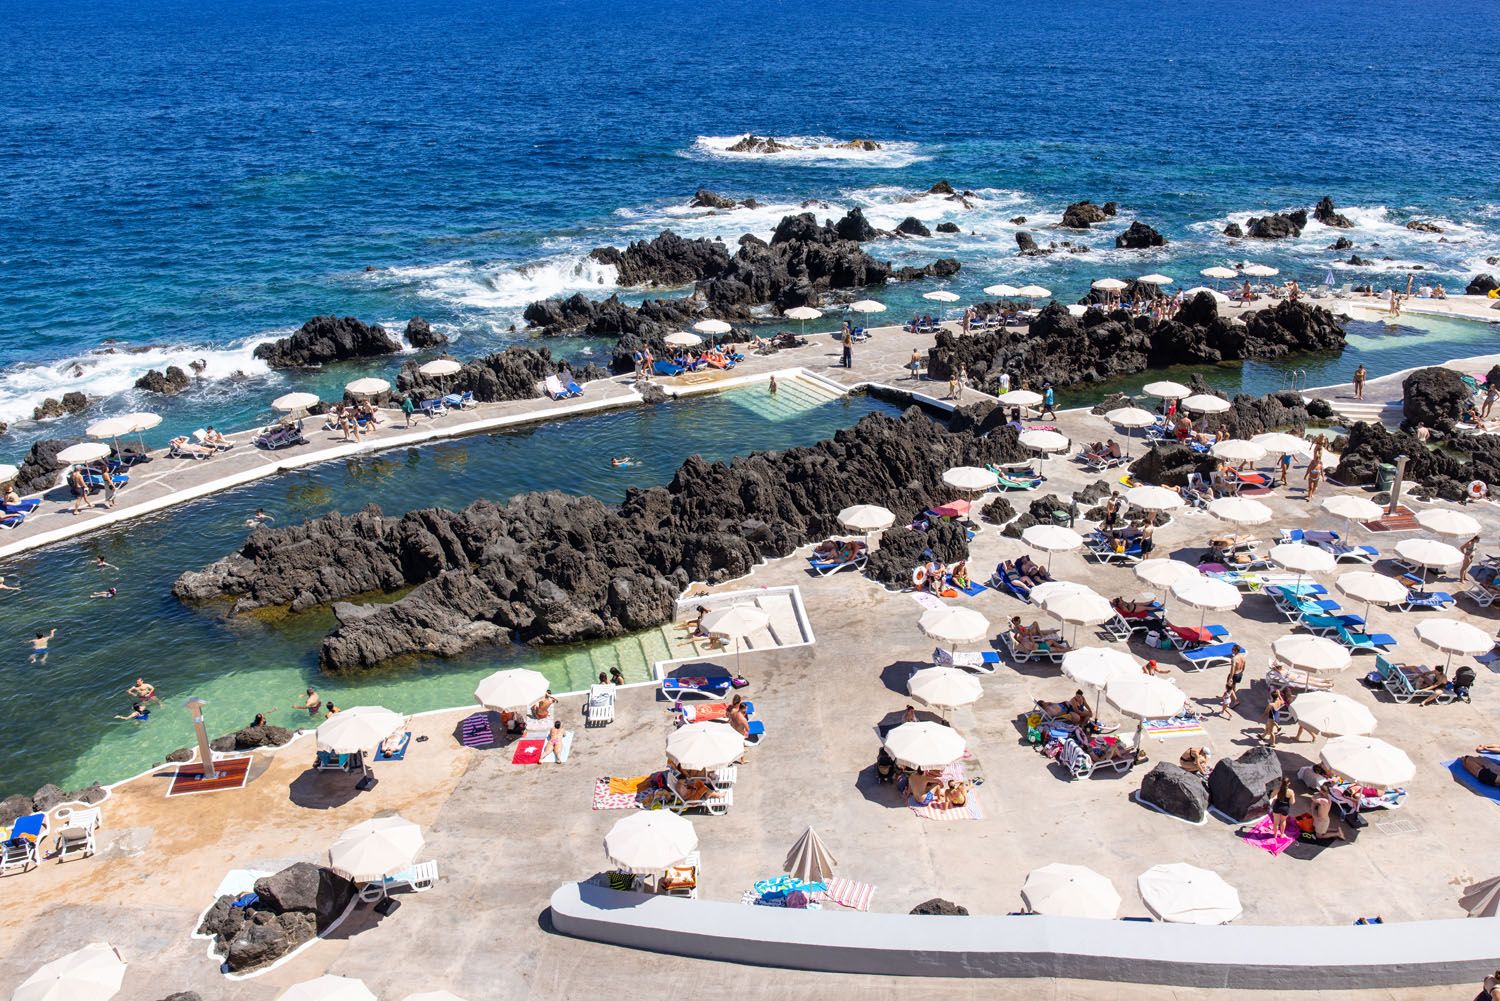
253, 315, 403, 368
174, 408, 1022, 671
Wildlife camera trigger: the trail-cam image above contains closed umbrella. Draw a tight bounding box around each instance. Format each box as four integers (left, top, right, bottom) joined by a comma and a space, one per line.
1143, 380, 1190, 400
908, 666, 984, 712
1212, 439, 1267, 464
943, 465, 998, 495
666, 721, 744, 770
1272, 634, 1351, 675
474, 668, 550, 711
345, 377, 389, 397
1251, 431, 1311, 456
1021, 523, 1084, 571
1123, 485, 1183, 512
277, 977, 377, 1001
1208, 495, 1272, 526
1459, 876, 1500, 918
995, 389, 1044, 407
1016, 285, 1051, 299
1395, 538, 1462, 585
1138, 274, 1174, 286
923, 290, 961, 303
272, 391, 320, 413
1138, 863, 1242, 925
1169, 576, 1241, 630
1415, 618, 1492, 671
316, 705, 405, 754
418, 358, 462, 377
1182, 394, 1230, 414
917, 606, 991, 647
605, 811, 697, 872
12, 943, 126, 1001
1091, 278, 1127, 291
1290, 692, 1376, 738
784, 826, 838, 884
664, 331, 702, 348
700, 604, 770, 673
883, 720, 965, 770
57, 442, 110, 464
1416, 508, 1482, 538
983, 284, 1021, 297
693, 319, 732, 335
1320, 735, 1415, 787
328, 814, 424, 881
1023, 863, 1121, 919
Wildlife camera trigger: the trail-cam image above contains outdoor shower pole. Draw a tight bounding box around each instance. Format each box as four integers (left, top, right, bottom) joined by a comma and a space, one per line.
184, 697, 218, 781
1386, 454, 1409, 515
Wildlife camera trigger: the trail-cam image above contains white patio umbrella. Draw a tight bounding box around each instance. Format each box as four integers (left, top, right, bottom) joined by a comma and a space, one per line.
1042, 589, 1115, 645
700, 604, 770, 673
0, 463, 18, 485
57, 442, 110, 464
1169, 576, 1242, 629
908, 666, 984, 712
316, 705, 405, 754
1062, 646, 1140, 692
1208, 495, 1272, 526
1143, 380, 1190, 400
1018, 429, 1069, 473
1320, 735, 1415, 787
1251, 431, 1312, 456
923, 290, 961, 303
693, 318, 732, 335
1091, 278, 1128, 291
122, 412, 161, 455
1334, 570, 1408, 621
1395, 537, 1462, 584
1212, 439, 1267, 464
328, 814, 424, 881
277, 976, 377, 1001
1106, 406, 1157, 456
943, 465, 998, 495
418, 358, 462, 377
1290, 692, 1376, 738
1138, 863, 1242, 925
1182, 394, 1230, 414
1027, 581, 1093, 606
1022, 523, 1084, 571
1272, 634, 1351, 675
995, 389, 1044, 407
663, 331, 702, 348
1139, 274, 1174, 286
1134, 558, 1201, 592
12, 942, 126, 1001
1415, 618, 1492, 671
1123, 485, 1183, 512
1065, 304, 1089, 317
474, 667, 550, 711
847, 300, 886, 324
1201, 266, 1239, 281
883, 720, 966, 770
1323, 495, 1383, 539
1416, 508, 1482, 539
86, 417, 136, 460
1182, 286, 1231, 303
1270, 542, 1336, 590
1106, 676, 1187, 761
983, 284, 1021, 297
604, 811, 697, 872
784, 826, 838, 884
784, 305, 822, 337
403, 993, 473, 1001
1016, 285, 1051, 299
837, 503, 894, 541
345, 377, 389, 397
272, 391, 320, 413
666, 721, 745, 770
1022, 863, 1122, 919
1242, 263, 1279, 278
917, 605, 991, 647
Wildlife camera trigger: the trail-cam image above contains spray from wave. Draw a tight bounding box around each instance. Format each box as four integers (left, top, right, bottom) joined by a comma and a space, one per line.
687, 134, 930, 168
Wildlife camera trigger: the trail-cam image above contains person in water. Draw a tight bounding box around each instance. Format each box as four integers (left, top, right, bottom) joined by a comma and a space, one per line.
610, 456, 635, 467
0, 575, 19, 593
127, 677, 160, 703
293, 688, 321, 716
29, 628, 56, 664
114, 701, 150, 721
94, 555, 118, 572
90, 587, 117, 599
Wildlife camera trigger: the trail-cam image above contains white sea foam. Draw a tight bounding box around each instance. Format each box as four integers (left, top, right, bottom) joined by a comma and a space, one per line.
0, 337, 274, 427
687, 134, 930, 168
412, 255, 621, 310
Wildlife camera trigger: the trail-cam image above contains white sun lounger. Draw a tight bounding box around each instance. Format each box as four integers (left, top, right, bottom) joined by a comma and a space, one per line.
358, 859, 440, 902
585, 684, 615, 728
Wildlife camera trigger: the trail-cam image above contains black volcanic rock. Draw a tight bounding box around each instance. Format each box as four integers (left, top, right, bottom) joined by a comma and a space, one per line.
690, 188, 743, 209
134, 366, 191, 395
1060, 201, 1108, 228
1244, 210, 1307, 239
1405, 219, 1443, 233
834, 208, 878, 242
1015, 231, 1041, 254
176, 411, 1024, 671
1223, 222, 1244, 238
895, 217, 932, 238
935, 222, 960, 234
1466, 274, 1498, 296
198, 863, 357, 973
12, 439, 74, 494
1334, 421, 1500, 501
396, 346, 604, 407
404, 316, 446, 348
927, 180, 956, 195
1401, 367, 1471, 432
253, 316, 402, 368
1115, 221, 1166, 248
589, 231, 732, 287
31, 391, 92, 419
1329, 237, 1353, 250
1313, 196, 1353, 228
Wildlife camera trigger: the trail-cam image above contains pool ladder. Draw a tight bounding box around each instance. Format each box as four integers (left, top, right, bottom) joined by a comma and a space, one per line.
1279, 369, 1308, 392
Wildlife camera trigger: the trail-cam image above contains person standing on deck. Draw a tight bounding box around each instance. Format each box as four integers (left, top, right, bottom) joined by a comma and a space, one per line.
1352, 363, 1366, 401
1040, 382, 1056, 419
400, 393, 415, 427
841, 328, 852, 369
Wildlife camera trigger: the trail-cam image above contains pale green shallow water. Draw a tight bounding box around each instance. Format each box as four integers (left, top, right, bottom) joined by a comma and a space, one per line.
0, 380, 899, 794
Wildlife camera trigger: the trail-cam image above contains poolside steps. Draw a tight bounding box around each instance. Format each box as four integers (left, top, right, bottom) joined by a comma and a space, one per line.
1307, 397, 1402, 429
726, 375, 846, 423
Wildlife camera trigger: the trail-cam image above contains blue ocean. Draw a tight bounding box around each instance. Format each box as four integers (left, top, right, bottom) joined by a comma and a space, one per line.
0, 0, 1498, 793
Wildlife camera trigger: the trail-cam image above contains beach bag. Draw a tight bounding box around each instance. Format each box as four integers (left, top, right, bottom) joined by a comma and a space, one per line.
1144, 630, 1161, 649
1294, 813, 1315, 833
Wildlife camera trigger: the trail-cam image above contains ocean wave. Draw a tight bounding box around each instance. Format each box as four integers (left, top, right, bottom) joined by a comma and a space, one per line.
412, 255, 621, 311
687, 134, 930, 168
0, 338, 274, 427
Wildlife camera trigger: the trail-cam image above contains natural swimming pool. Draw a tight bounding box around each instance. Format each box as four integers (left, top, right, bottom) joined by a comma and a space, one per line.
0, 380, 901, 794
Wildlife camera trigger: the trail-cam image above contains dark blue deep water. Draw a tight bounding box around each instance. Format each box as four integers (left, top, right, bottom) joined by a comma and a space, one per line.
1, 0, 1497, 445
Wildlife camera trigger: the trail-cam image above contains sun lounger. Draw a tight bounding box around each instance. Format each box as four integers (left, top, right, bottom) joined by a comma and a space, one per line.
1334, 624, 1397, 653
1180, 642, 1236, 670
1373, 655, 1454, 704
419, 398, 445, 418
585, 684, 616, 728
985, 464, 1042, 490
999, 630, 1065, 663
807, 551, 866, 576
1058, 731, 1136, 780
660, 676, 732, 701
170, 437, 215, 460
358, 859, 440, 902
1394, 589, 1455, 612
52, 807, 101, 864
1085, 531, 1143, 565
666, 773, 733, 816
933, 647, 1000, 674
661, 851, 700, 898
543, 374, 581, 400
84, 470, 128, 491
0, 812, 49, 875
192, 429, 233, 452
441, 391, 476, 409
652, 359, 685, 377
989, 562, 1033, 602
1266, 665, 1334, 692
1462, 569, 1500, 607
315, 750, 354, 772
565, 377, 584, 396
2, 499, 40, 515
254, 424, 306, 450
0, 512, 26, 530
1079, 452, 1127, 472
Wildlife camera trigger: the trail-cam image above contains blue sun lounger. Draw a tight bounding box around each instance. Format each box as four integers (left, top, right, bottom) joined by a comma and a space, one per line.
2, 499, 40, 515
1181, 642, 1237, 670
1395, 589, 1455, 612
1, 812, 49, 874
1335, 625, 1397, 653
808, 552, 865, 576
989, 562, 1032, 602
653, 360, 685, 377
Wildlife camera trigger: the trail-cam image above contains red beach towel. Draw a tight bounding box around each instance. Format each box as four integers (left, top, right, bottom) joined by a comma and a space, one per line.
511, 739, 544, 765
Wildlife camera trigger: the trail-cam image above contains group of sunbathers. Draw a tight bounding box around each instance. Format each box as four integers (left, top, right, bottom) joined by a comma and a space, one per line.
903, 314, 942, 332
323, 401, 383, 442
671, 347, 743, 371
903, 769, 970, 809
1010, 615, 1070, 653
813, 539, 867, 564
1000, 555, 1052, 589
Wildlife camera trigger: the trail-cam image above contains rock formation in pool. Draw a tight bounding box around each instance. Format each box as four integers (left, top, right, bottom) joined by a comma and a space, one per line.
174, 409, 1026, 671
394, 345, 607, 406
198, 863, 356, 972
253, 315, 403, 368
925, 293, 1345, 392
523, 210, 960, 371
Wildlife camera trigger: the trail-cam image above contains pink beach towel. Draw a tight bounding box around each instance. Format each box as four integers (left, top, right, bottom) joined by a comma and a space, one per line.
1240, 814, 1295, 856
591, 776, 643, 811
822, 877, 877, 912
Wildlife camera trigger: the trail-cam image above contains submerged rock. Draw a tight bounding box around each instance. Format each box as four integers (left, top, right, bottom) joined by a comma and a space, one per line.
895, 216, 932, 238
1222, 222, 1244, 239
253, 316, 402, 368
1405, 219, 1443, 233
31, 392, 92, 419
935, 222, 960, 234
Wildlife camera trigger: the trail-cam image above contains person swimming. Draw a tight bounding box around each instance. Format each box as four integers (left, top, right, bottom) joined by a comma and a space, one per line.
114, 701, 150, 721
610, 456, 635, 468
90, 587, 118, 599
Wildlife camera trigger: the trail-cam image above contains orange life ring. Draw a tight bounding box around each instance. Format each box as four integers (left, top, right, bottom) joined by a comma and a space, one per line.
1468, 480, 1488, 501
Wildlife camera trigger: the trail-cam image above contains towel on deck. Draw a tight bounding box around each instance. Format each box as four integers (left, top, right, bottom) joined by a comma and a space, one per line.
1444, 755, 1500, 804
608, 775, 652, 795
374, 731, 411, 761
681, 702, 728, 723
947, 576, 988, 597
511, 739, 544, 765
593, 777, 644, 811
1239, 814, 1296, 856
822, 877, 877, 911
540, 730, 573, 764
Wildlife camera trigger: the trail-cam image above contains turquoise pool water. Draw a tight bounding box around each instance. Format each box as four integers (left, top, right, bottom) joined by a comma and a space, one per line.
0, 381, 899, 795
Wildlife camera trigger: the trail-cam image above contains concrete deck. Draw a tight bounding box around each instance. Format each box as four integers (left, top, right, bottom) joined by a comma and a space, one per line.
4, 392, 1499, 999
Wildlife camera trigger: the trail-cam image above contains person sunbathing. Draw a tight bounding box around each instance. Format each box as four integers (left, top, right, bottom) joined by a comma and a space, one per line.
813, 539, 865, 562
1112, 597, 1157, 616
1462, 755, 1500, 787
1014, 555, 1052, 584
170, 435, 214, 456
531, 690, 557, 719
1005, 560, 1043, 589
543, 720, 568, 762
203, 426, 230, 447
1038, 691, 1092, 725
1078, 730, 1134, 764
683, 604, 711, 635
944, 779, 969, 809
1011, 615, 1061, 641
1141, 659, 1171, 676
922, 559, 945, 592
950, 561, 970, 589
1105, 439, 1122, 458
2, 485, 18, 505
1298, 761, 1338, 792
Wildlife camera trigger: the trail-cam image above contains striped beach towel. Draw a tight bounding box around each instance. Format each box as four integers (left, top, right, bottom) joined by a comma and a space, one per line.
822, 877, 876, 911
591, 776, 643, 811
910, 796, 984, 821
1140, 717, 1207, 740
